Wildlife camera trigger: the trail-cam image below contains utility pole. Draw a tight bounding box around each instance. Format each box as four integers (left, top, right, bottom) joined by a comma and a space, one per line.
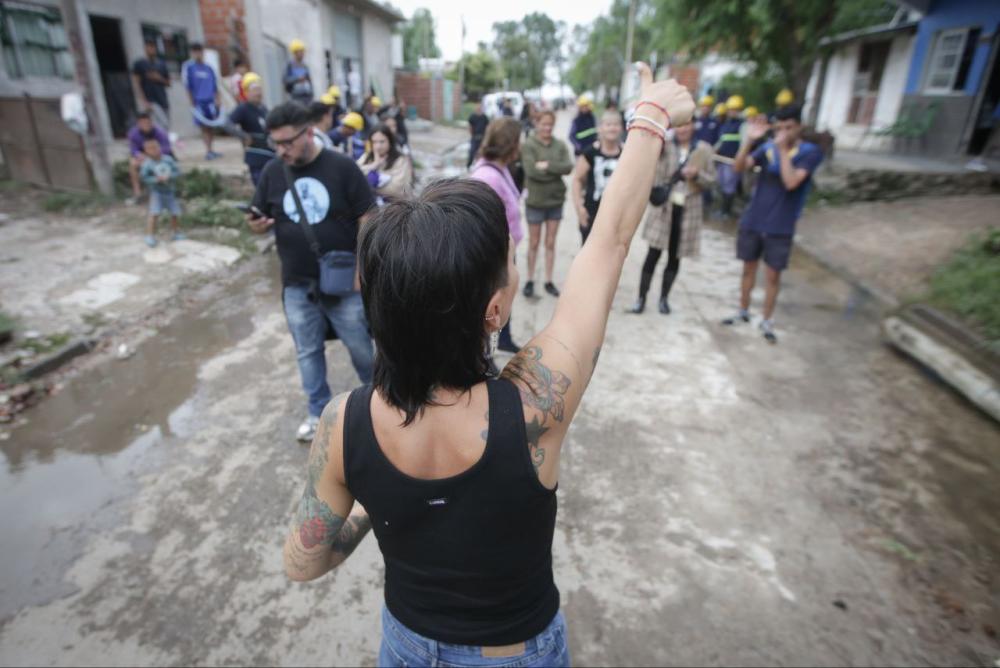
60, 0, 113, 196
619, 0, 637, 104
458, 15, 466, 99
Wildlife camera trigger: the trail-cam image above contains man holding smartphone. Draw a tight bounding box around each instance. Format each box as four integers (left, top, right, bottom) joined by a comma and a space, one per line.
246, 102, 375, 442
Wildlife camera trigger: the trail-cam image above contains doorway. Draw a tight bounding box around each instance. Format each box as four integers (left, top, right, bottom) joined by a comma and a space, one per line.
967, 35, 1000, 156
89, 15, 131, 137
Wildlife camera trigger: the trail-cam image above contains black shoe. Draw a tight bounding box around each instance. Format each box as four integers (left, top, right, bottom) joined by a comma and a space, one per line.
658, 297, 671, 314
498, 341, 521, 354
522, 280, 534, 298
544, 282, 560, 297
721, 312, 751, 325
627, 296, 646, 314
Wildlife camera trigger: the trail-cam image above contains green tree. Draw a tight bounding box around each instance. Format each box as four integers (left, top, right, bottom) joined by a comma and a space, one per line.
568, 0, 657, 99
491, 12, 560, 91
448, 46, 504, 99
401, 8, 441, 70
651, 0, 897, 99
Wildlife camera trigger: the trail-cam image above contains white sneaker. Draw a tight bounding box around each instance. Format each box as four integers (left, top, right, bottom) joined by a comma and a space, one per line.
296, 415, 320, 442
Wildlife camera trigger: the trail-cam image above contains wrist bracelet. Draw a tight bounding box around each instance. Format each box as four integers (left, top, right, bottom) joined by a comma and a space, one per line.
626, 124, 665, 145
629, 114, 669, 138
636, 100, 670, 128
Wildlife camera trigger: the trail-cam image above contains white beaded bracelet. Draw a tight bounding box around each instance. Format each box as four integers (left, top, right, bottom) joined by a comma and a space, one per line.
629, 113, 668, 137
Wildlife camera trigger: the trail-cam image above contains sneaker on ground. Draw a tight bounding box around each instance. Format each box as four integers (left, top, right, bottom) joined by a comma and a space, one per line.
759, 320, 778, 344
522, 280, 534, 298
544, 282, 560, 297
721, 311, 750, 325
296, 415, 320, 442
144, 235, 158, 248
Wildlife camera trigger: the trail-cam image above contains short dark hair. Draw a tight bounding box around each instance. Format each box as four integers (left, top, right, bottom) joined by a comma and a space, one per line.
363, 123, 401, 170
136, 110, 151, 121
144, 38, 157, 47
773, 104, 802, 123
266, 102, 312, 130
233, 58, 245, 68
358, 178, 510, 425
308, 100, 332, 123
142, 136, 160, 147
190, 42, 204, 51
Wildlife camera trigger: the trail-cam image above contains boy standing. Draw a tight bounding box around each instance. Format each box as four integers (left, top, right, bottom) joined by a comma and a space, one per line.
183, 43, 222, 160
139, 137, 184, 247
722, 105, 824, 343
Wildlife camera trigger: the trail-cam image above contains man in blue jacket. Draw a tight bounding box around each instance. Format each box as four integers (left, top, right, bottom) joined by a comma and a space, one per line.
714, 95, 745, 220
569, 95, 596, 156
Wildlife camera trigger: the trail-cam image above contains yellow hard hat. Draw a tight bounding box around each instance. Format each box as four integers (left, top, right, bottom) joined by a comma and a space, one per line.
370, 96, 382, 107
341, 112, 364, 131
714, 102, 728, 116
240, 71, 261, 92
289, 39, 306, 53
776, 88, 794, 106
699, 94, 715, 107
743, 106, 759, 118
320, 92, 337, 105
726, 95, 745, 111
327, 85, 341, 99
577, 94, 593, 108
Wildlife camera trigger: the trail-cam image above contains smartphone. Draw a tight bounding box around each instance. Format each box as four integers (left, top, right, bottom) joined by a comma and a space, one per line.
234, 203, 265, 218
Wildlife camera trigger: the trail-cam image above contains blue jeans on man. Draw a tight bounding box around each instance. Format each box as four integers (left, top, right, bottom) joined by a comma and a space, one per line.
283, 285, 374, 417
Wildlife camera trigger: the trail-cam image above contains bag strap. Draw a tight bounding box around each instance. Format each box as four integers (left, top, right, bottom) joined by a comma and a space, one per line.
283, 163, 323, 259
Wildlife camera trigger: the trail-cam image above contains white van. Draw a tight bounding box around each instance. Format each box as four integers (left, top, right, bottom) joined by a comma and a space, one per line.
481, 91, 525, 120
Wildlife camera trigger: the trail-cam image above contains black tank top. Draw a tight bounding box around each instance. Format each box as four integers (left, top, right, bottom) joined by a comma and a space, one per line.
344, 378, 560, 646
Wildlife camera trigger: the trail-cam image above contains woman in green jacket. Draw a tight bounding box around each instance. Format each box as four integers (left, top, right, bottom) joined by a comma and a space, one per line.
520, 110, 574, 298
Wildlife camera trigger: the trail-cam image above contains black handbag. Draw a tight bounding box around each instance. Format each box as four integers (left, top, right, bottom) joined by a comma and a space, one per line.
283, 164, 357, 297
649, 146, 691, 206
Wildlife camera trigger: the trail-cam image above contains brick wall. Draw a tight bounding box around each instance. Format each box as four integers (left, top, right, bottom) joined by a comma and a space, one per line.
198, 0, 249, 75
394, 71, 462, 121
666, 65, 700, 95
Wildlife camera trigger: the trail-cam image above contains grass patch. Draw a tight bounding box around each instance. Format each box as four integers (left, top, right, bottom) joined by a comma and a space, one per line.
20, 332, 70, 355
41, 191, 113, 216
179, 197, 256, 256
922, 228, 1000, 348
0, 311, 15, 344
807, 187, 853, 208
177, 168, 225, 199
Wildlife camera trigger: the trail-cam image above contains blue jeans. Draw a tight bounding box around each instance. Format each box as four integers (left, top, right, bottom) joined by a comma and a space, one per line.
379, 607, 571, 668
283, 285, 374, 417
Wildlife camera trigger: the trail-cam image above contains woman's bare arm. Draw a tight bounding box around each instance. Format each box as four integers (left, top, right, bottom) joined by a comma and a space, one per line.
502, 65, 695, 488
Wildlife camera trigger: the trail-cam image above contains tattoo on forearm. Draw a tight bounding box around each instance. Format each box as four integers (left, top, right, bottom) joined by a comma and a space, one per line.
501, 346, 571, 474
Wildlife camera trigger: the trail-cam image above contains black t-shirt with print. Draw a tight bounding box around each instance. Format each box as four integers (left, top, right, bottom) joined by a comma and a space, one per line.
582, 143, 622, 218
252, 149, 374, 286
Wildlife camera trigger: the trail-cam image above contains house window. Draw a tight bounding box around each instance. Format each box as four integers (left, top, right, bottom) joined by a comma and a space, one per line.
924, 27, 980, 94
140, 23, 188, 74
0, 1, 73, 79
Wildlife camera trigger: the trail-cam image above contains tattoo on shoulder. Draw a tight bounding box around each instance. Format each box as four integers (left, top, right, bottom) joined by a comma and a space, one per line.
501, 345, 571, 474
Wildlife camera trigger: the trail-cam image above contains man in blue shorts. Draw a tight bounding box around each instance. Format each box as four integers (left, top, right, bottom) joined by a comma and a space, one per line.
721, 105, 823, 343
183, 43, 222, 160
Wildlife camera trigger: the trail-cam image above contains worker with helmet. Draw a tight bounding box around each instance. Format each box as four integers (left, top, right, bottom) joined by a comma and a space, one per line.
284, 39, 313, 104
322, 86, 346, 125
330, 111, 367, 160
569, 94, 597, 156
228, 72, 274, 185
694, 94, 720, 146
775, 88, 794, 108
714, 94, 746, 219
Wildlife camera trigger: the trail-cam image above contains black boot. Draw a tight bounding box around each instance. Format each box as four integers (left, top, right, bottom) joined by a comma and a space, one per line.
658, 297, 671, 314
627, 296, 646, 314
544, 281, 560, 297
660, 265, 678, 315
522, 280, 534, 298
497, 322, 520, 354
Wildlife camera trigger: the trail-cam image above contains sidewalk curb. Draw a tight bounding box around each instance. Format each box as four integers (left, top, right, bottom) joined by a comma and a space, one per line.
20, 338, 97, 380
794, 236, 900, 310
883, 310, 1000, 423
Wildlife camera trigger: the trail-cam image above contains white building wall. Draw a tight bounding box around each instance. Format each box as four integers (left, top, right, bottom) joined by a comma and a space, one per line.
872, 35, 914, 128
361, 14, 393, 98
817, 42, 859, 131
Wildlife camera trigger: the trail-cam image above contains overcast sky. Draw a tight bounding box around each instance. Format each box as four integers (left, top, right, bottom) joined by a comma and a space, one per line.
388, 0, 613, 61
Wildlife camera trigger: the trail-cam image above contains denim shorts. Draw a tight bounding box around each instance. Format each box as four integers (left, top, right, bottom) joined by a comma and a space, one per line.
737, 227, 793, 271
149, 190, 182, 216
525, 205, 563, 225
379, 606, 571, 668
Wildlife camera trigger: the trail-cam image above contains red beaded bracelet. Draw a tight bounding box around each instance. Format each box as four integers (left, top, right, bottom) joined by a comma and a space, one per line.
636, 101, 671, 127
626, 124, 665, 144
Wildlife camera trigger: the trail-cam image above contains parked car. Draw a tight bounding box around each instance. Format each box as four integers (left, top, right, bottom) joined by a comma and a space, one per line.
482, 91, 524, 120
